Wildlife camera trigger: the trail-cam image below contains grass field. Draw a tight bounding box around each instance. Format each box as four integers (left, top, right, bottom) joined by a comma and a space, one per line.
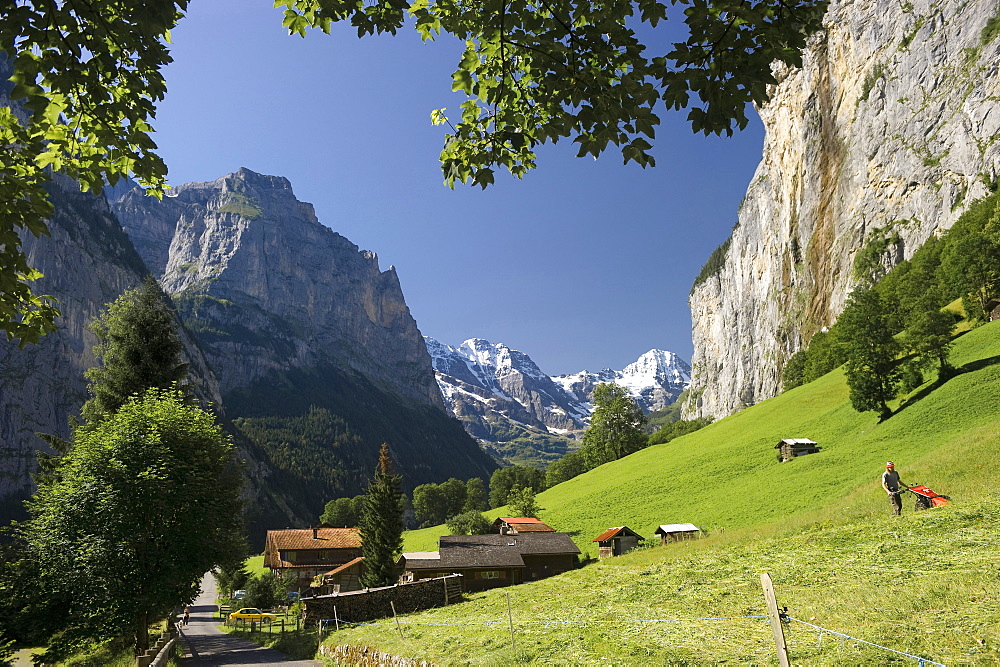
328, 321, 1000, 663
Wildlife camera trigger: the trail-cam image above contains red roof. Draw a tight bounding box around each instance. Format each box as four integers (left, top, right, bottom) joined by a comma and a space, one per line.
494, 517, 556, 532
592, 526, 644, 542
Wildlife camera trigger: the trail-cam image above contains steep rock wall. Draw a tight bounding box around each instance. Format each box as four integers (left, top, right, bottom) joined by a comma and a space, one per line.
686, 0, 1000, 419
115, 168, 443, 408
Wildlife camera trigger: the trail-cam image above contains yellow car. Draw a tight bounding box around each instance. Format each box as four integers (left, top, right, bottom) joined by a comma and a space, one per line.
228, 608, 277, 623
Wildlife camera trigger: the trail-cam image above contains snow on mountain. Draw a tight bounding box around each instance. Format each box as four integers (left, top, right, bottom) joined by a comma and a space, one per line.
425, 337, 692, 464
552, 349, 692, 413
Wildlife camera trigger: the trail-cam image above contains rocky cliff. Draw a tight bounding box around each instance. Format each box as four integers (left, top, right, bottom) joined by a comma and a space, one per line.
114, 168, 442, 407
114, 170, 496, 518
685, 0, 1000, 419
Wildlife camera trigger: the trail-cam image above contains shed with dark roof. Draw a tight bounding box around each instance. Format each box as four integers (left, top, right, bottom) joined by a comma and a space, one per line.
592, 526, 644, 558
398, 532, 581, 592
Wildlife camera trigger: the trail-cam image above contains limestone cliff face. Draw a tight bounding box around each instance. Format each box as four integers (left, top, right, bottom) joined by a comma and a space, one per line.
685, 0, 1000, 419
115, 168, 443, 408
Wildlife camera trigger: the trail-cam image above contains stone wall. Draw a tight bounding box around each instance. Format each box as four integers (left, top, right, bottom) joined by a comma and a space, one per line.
302, 575, 462, 627
320, 644, 433, 666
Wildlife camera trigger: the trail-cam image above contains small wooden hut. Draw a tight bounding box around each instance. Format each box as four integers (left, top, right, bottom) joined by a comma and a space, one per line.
654, 523, 701, 544
775, 438, 821, 462
592, 526, 644, 558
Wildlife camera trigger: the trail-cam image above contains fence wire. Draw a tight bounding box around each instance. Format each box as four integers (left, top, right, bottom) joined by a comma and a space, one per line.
788, 616, 947, 666
318, 611, 949, 666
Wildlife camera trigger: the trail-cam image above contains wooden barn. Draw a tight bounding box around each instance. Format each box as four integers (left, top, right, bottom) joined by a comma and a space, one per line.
493, 517, 556, 534
592, 526, 644, 558
654, 523, 701, 544
775, 438, 821, 462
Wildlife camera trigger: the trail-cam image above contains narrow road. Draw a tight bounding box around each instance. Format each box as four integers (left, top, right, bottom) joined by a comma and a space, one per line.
179, 574, 321, 666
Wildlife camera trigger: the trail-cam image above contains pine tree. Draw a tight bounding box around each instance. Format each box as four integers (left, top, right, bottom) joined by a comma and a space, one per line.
359, 443, 404, 588
82, 275, 188, 424
36, 276, 188, 484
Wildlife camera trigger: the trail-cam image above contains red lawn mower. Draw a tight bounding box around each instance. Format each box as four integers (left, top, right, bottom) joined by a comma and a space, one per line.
904, 484, 951, 510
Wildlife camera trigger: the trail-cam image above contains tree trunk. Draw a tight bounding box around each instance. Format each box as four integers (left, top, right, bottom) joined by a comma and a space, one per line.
135, 609, 149, 655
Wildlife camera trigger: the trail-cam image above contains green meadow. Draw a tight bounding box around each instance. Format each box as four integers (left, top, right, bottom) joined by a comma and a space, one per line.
325, 320, 1000, 664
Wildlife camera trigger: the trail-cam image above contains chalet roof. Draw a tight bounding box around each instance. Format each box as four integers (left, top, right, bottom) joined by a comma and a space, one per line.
592, 526, 645, 543
442, 533, 581, 558
263, 528, 361, 568
774, 438, 818, 448
438, 538, 526, 569
655, 523, 700, 534
397, 552, 445, 571
324, 557, 363, 577
493, 517, 556, 532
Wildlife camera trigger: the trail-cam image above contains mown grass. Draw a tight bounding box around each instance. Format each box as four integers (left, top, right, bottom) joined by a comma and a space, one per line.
244, 554, 268, 576
359, 321, 1000, 663
331, 499, 999, 664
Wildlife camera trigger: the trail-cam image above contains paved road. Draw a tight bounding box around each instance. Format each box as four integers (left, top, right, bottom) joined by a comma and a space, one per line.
179, 575, 321, 666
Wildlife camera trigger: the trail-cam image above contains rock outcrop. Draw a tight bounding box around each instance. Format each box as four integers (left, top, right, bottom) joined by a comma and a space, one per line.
686, 0, 1000, 419
114, 168, 442, 407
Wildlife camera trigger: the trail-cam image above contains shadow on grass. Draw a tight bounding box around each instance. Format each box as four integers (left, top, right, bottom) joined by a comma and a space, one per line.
893, 354, 1000, 417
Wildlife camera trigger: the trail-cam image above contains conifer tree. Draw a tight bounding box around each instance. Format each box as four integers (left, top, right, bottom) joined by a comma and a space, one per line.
36, 276, 187, 484
359, 444, 404, 588
82, 275, 188, 424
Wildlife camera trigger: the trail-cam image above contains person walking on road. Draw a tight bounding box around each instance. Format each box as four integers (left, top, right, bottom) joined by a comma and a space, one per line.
882, 461, 908, 515
183, 606, 190, 626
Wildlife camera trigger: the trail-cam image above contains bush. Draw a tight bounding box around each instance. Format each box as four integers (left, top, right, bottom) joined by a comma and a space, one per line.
446, 511, 493, 535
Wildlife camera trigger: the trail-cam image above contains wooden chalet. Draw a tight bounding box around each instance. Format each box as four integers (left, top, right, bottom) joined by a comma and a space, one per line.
654, 523, 701, 544
592, 526, 644, 558
264, 527, 362, 589
775, 438, 821, 462
398, 532, 581, 592
493, 517, 556, 534
312, 556, 365, 595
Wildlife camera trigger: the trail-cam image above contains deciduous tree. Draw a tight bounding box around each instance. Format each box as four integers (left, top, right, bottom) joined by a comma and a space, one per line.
489, 465, 545, 508
580, 383, 647, 466
19, 389, 245, 660
839, 288, 901, 421
506, 487, 541, 518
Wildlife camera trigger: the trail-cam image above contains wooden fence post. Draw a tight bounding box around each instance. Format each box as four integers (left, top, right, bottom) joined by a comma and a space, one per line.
506, 590, 516, 652
391, 601, 404, 640
760, 572, 790, 667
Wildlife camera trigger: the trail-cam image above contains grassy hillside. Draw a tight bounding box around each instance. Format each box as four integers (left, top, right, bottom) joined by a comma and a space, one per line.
330, 322, 1000, 663
405, 320, 1000, 554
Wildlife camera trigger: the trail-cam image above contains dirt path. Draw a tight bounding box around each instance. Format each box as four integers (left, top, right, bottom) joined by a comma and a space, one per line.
179, 575, 321, 666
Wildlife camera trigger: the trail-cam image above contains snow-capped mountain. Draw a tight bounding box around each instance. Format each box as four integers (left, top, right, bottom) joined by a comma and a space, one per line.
425, 337, 691, 465
552, 349, 691, 413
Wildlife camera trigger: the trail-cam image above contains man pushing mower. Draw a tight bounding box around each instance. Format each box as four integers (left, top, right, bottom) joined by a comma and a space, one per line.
881, 461, 950, 515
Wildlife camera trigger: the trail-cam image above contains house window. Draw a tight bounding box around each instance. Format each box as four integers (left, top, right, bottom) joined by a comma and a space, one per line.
480, 571, 500, 579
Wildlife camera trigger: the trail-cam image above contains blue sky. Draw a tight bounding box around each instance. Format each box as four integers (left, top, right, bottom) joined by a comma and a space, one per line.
153, 1, 764, 376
